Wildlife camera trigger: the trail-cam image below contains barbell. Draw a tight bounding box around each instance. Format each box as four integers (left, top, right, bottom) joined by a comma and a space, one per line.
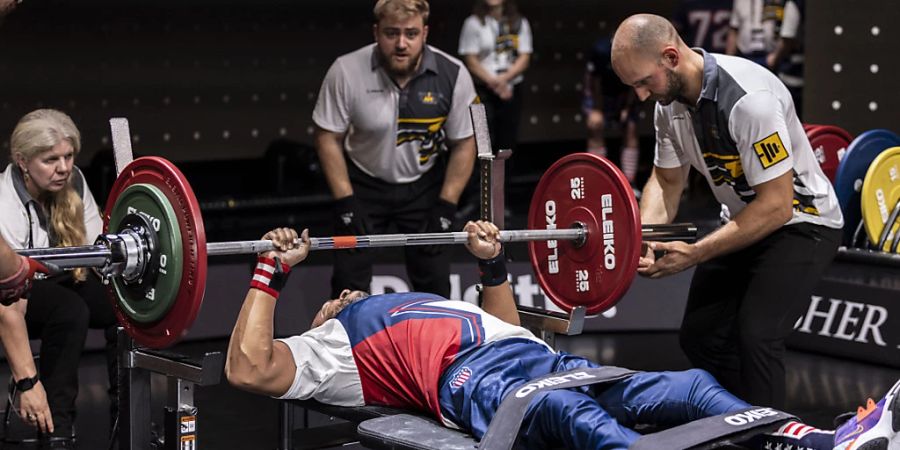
18, 153, 696, 348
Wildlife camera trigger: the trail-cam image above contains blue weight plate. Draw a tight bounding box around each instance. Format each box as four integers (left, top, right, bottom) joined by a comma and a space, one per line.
834, 129, 900, 245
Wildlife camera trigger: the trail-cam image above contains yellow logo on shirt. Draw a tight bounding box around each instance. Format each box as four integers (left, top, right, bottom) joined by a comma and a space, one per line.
421, 91, 436, 105
753, 132, 789, 169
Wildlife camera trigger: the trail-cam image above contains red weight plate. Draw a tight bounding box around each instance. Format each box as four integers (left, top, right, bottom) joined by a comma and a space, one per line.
802, 123, 821, 134
104, 156, 207, 348
807, 125, 853, 182
527, 153, 641, 315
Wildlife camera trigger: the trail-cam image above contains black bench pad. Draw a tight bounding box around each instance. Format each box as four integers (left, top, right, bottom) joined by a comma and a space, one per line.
285, 399, 405, 423
358, 414, 478, 450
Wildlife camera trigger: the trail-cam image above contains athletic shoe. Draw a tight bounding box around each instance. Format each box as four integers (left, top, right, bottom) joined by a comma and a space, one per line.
833, 378, 900, 450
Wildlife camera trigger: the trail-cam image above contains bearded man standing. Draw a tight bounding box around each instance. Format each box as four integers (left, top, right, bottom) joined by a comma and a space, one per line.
313, 0, 478, 298
610, 14, 842, 409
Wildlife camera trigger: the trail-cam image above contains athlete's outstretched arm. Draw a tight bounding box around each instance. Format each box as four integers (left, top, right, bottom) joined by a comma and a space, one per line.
464, 221, 519, 326
226, 228, 309, 397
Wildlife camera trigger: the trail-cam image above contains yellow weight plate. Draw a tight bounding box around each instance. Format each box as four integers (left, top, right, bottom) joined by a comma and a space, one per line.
861, 147, 900, 252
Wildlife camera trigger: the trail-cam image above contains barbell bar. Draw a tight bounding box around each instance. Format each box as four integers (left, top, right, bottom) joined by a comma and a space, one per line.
207, 224, 695, 255
15, 153, 697, 348
19, 224, 696, 271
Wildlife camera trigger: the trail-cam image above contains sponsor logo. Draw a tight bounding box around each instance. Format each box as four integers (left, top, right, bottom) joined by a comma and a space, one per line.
449, 367, 472, 389
126, 206, 161, 232
545, 200, 559, 274
753, 132, 789, 169
601, 194, 615, 270
844, 424, 865, 439
724, 408, 779, 426
514, 372, 596, 398
795, 296, 889, 347
420, 91, 437, 105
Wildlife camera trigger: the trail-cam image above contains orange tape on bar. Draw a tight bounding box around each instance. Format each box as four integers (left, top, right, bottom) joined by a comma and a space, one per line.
333, 236, 358, 249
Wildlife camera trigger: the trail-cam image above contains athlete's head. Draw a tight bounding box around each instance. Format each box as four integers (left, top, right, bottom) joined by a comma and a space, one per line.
311, 289, 370, 329
373, 0, 429, 80
611, 14, 690, 106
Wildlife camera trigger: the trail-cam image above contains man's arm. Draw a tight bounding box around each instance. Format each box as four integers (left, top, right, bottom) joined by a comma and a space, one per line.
644, 164, 794, 279
692, 171, 794, 260
481, 282, 518, 327
0, 238, 18, 279
439, 137, 476, 204
226, 228, 310, 397
639, 165, 687, 225
225, 289, 297, 397
463, 221, 519, 326
314, 127, 353, 199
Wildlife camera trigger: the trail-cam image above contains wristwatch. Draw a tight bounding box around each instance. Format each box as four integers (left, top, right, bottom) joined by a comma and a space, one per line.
15, 375, 39, 393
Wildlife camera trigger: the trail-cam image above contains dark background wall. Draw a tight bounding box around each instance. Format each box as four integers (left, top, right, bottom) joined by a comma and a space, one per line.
0, 0, 674, 169
804, 0, 899, 135
0, 0, 897, 237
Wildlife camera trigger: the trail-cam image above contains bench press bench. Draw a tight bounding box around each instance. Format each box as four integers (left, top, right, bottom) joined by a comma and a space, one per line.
281, 400, 477, 450
280, 396, 795, 450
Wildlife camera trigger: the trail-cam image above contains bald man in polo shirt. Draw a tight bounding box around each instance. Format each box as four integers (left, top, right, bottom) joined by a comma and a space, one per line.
611, 14, 842, 409
313, 0, 477, 299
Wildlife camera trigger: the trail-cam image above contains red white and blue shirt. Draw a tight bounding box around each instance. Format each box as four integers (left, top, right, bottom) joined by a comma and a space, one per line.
276, 292, 546, 426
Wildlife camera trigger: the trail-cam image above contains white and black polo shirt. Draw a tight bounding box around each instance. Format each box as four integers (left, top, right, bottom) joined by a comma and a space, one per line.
654, 50, 843, 229
313, 44, 478, 184
0, 164, 103, 249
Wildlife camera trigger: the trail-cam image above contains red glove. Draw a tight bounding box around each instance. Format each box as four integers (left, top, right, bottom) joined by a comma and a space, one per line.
0, 256, 53, 305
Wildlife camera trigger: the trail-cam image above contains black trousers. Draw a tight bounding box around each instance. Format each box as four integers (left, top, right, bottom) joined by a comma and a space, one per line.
26, 274, 118, 436
331, 162, 451, 298
678, 223, 841, 409
476, 83, 523, 153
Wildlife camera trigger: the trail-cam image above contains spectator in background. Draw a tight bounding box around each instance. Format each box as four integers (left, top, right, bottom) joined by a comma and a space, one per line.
672, 0, 732, 53
0, 109, 119, 446
766, 0, 804, 118
727, 0, 804, 117
583, 37, 642, 193
726, 0, 782, 66
458, 0, 532, 153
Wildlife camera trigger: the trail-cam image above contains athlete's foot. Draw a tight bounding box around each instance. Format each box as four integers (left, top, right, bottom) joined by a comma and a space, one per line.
833, 378, 900, 450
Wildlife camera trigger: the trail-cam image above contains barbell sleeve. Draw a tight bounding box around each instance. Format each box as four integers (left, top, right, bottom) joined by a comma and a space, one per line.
17, 245, 112, 271
641, 223, 698, 242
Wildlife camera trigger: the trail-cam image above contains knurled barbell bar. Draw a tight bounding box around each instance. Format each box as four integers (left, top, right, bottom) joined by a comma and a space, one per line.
20, 224, 695, 271
17, 154, 696, 348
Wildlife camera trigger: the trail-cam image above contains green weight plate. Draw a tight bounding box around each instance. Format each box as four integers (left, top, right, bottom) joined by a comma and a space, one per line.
107, 183, 184, 323
861, 147, 900, 252
104, 156, 207, 349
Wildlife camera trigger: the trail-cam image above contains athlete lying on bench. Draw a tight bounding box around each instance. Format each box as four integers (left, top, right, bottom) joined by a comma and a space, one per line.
225, 220, 899, 450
